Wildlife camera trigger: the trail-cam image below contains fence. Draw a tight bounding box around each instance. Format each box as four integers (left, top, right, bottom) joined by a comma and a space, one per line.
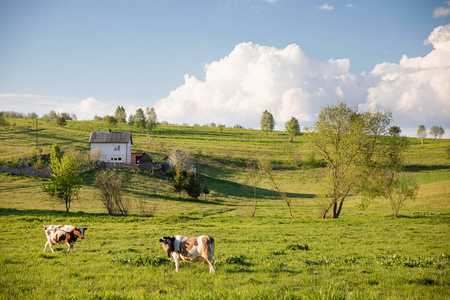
0, 166, 51, 178
0, 161, 158, 178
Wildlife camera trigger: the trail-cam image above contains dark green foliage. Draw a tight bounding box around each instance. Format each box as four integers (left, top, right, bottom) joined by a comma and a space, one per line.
183, 171, 202, 199
223, 255, 247, 265
112, 255, 171, 267
172, 167, 184, 198
389, 125, 401, 136
56, 116, 67, 127
286, 243, 309, 251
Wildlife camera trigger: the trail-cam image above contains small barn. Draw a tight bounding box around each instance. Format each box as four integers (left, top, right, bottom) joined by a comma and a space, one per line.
131, 152, 154, 170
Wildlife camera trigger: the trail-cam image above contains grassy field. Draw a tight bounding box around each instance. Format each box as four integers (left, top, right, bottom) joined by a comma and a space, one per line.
0, 119, 449, 299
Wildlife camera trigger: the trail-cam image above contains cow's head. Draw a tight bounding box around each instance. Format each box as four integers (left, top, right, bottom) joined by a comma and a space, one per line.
73, 227, 88, 239
159, 236, 175, 258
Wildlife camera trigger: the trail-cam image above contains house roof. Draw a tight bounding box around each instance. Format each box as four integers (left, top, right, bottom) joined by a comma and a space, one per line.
89, 131, 133, 144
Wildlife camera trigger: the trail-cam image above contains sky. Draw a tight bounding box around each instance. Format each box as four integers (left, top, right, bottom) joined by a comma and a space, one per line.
1, 0, 449, 137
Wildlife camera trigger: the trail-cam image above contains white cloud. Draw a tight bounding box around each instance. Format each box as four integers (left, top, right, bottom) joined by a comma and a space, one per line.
346, 4, 355, 8
434, 7, 450, 18
364, 24, 450, 128
155, 42, 365, 129
318, 3, 334, 10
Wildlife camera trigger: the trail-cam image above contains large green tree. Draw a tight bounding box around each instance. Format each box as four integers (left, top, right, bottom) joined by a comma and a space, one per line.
306, 102, 404, 219
260, 110, 275, 133
42, 144, 84, 213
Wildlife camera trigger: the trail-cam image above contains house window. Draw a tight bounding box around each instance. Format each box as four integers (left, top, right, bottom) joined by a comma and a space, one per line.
111, 158, 114, 161
118, 157, 122, 161
114, 145, 120, 151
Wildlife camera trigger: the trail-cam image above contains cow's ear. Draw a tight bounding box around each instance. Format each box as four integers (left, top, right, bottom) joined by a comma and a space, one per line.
83, 227, 88, 231
159, 239, 165, 243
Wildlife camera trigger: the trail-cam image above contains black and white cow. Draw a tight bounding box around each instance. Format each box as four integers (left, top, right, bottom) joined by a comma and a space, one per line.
159, 235, 215, 273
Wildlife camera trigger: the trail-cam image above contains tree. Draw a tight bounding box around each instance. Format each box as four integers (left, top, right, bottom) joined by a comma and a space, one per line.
383, 174, 419, 218
172, 167, 184, 198
417, 125, 427, 146
246, 158, 261, 217
259, 158, 294, 219
56, 116, 67, 127
115, 106, 127, 124
389, 126, 401, 136
103, 115, 118, 128
429, 125, 445, 139
429, 125, 439, 139
127, 114, 135, 125
285, 117, 300, 142
168, 148, 193, 171
42, 145, 84, 213
306, 102, 398, 219
184, 171, 202, 200
27, 112, 38, 119
134, 108, 146, 130
145, 107, 158, 131
95, 170, 128, 216
260, 110, 275, 133
438, 126, 445, 139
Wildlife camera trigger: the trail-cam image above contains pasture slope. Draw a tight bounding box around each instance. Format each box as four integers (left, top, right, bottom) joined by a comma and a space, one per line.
0, 118, 449, 299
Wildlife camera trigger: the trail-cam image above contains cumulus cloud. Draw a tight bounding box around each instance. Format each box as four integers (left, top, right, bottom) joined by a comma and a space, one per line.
364, 24, 450, 128
318, 3, 334, 10
154, 42, 365, 129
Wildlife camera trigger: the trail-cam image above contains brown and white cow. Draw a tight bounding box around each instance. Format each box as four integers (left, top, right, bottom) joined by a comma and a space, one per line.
159, 235, 215, 273
42, 225, 87, 253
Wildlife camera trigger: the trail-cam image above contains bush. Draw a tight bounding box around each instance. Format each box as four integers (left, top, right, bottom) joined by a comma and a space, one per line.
95, 170, 129, 216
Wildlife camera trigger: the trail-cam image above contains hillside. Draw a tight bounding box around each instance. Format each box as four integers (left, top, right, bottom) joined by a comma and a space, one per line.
0, 118, 449, 217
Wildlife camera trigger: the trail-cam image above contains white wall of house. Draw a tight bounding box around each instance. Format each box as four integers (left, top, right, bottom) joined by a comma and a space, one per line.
91, 142, 131, 163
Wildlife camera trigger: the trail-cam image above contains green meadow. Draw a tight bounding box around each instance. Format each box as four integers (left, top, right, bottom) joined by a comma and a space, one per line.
0, 118, 449, 299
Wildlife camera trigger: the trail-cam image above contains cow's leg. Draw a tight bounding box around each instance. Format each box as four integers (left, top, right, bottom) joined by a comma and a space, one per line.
66, 243, 72, 252
45, 241, 55, 253
208, 259, 215, 273
207, 253, 215, 273
172, 253, 180, 272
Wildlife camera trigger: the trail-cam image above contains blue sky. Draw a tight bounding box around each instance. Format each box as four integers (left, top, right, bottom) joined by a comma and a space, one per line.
1, 0, 449, 136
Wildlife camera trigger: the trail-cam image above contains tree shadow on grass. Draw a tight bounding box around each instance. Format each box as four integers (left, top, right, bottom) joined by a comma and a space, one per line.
208, 177, 315, 201
403, 165, 450, 172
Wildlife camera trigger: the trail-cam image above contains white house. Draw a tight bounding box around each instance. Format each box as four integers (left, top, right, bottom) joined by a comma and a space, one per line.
89, 131, 132, 164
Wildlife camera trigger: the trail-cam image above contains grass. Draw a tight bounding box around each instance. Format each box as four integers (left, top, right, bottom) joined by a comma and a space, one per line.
0, 119, 449, 299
